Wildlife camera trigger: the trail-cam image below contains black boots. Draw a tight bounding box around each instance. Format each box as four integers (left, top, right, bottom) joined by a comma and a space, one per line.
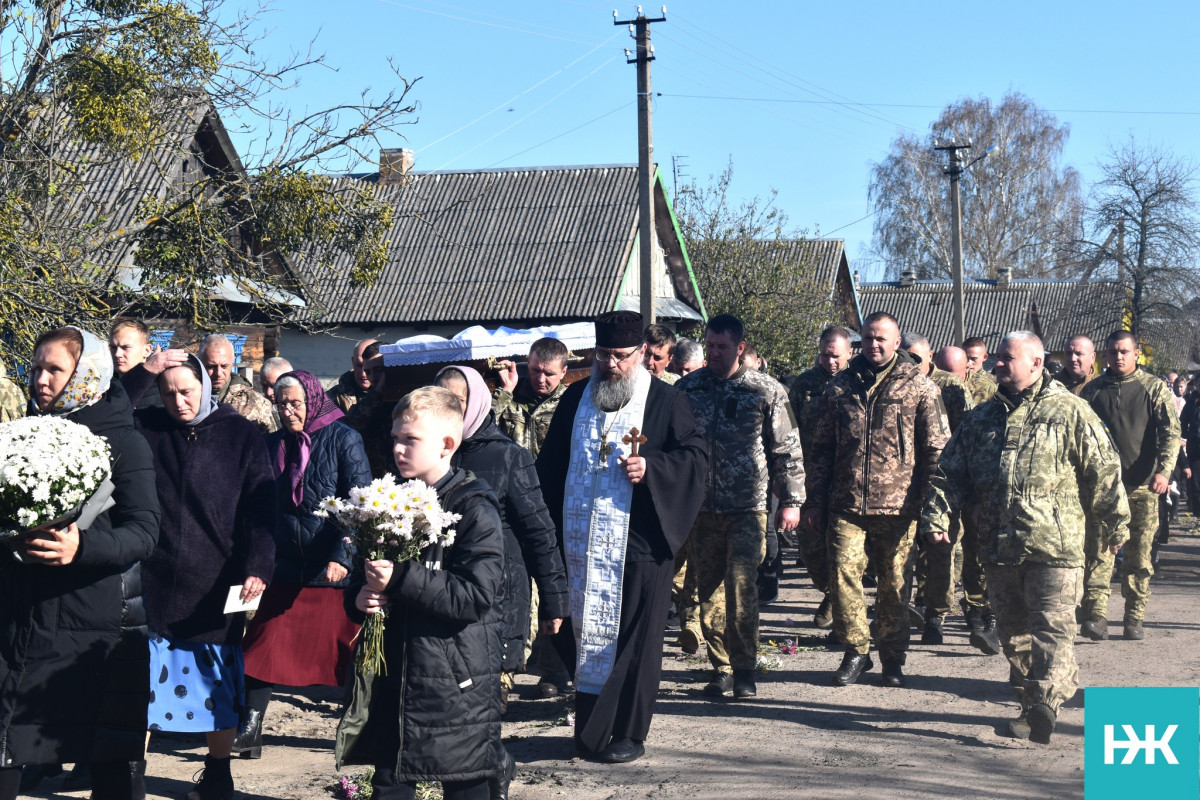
969, 614, 1002, 655
732, 669, 757, 699
232, 708, 264, 759
186, 755, 234, 800
832, 651, 873, 686
487, 746, 516, 800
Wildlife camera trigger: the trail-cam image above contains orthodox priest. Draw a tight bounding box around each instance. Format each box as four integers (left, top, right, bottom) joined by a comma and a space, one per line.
537, 310, 707, 764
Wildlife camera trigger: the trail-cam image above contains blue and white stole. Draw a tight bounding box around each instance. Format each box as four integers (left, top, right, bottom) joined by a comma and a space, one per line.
562, 367, 651, 694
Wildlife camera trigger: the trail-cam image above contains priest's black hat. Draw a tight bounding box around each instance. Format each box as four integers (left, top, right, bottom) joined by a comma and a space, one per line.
594, 310, 643, 349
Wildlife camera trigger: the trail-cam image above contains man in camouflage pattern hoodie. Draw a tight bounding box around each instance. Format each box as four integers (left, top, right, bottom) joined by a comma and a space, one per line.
921, 331, 1129, 744
676, 314, 805, 701
804, 312, 948, 689
781, 325, 853, 629
492, 337, 570, 460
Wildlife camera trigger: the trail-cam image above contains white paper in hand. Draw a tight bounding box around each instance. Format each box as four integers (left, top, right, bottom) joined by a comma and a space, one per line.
224, 585, 262, 614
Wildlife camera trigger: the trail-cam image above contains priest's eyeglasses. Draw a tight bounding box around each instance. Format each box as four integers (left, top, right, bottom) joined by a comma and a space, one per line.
595, 347, 639, 366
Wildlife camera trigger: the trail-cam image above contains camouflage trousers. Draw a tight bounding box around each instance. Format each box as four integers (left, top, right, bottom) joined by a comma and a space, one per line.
915, 513, 958, 617
986, 563, 1083, 712
829, 513, 915, 660
673, 532, 705, 639
1082, 486, 1156, 622
797, 522, 830, 594
960, 511, 988, 610
690, 511, 767, 672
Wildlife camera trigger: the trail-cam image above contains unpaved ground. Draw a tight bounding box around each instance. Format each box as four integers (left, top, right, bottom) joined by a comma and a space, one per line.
27, 521, 1200, 800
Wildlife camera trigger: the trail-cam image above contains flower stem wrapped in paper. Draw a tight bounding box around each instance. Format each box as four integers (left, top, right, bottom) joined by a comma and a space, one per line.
0, 417, 114, 555
315, 473, 461, 676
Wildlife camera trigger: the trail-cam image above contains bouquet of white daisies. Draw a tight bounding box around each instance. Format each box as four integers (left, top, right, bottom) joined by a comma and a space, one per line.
315, 473, 461, 675
0, 416, 114, 544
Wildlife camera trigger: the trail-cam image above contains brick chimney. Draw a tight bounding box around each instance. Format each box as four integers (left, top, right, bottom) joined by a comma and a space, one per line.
379, 148, 414, 185
900, 268, 916, 287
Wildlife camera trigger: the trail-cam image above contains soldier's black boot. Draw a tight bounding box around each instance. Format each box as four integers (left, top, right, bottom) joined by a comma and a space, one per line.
832, 651, 873, 686
1081, 617, 1108, 641
733, 669, 757, 699
703, 671, 734, 698
969, 614, 1002, 655
880, 658, 905, 688
1027, 703, 1056, 745
921, 616, 944, 645
1007, 710, 1031, 740
813, 594, 834, 629
962, 602, 984, 633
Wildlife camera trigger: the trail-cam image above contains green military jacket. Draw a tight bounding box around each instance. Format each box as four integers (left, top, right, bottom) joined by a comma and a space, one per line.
492, 379, 567, 459
805, 351, 949, 519
921, 372, 1130, 567
1080, 367, 1180, 489
964, 368, 998, 406
1054, 370, 1095, 397
782, 365, 836, 467
218, 373, 278, 434
676, 364, 805, 514
929, 367, 974, 433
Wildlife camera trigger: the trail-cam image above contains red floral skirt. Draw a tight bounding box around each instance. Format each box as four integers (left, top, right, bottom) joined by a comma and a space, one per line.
242, 582, 360, 687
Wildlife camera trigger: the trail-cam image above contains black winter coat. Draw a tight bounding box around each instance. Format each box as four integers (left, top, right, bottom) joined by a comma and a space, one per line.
336, 468, 504, 782
135, 405, 277, 645
0, 381, 160, 766
452, 413, 568, 672
265, 421, 372, 587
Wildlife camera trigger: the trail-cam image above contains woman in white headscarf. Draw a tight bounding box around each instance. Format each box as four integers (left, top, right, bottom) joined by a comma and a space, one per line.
0, 326, 160, 800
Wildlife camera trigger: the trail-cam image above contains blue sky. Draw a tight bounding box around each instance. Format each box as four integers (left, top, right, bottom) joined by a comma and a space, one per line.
228, 0, 1200, 280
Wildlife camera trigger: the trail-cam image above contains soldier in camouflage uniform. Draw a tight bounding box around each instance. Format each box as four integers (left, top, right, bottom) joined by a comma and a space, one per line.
676, 314, 805, 700
1079, 331, 1179, 641
962, 336, 998, 406
922, 331, 1129, 743
902, 334, 976, 646
804, 312, 948, 688
492, 337, 569, 460
1055, 335, 1097, 397
491, 336, 572, 697
199, 335, 278, 434
643, 323, 680, 385
780, 325, 853, 628
0, 358, 25, 421
327, 338, 378, 413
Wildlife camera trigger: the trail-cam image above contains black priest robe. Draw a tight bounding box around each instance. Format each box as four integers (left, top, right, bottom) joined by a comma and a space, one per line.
536, 374, 707, 754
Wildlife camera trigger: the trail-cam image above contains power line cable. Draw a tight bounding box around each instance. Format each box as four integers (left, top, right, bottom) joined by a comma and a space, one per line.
489, 101, 634, 167
376, 0, 605, 44
416, 32, 621, 154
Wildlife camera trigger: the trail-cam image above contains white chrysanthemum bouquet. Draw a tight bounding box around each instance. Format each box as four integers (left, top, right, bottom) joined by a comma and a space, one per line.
0, 416, 113, 542
315, 473, 461, 675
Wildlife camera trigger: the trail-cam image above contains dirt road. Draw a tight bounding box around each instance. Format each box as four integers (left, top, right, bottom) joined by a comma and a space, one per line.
28, 522, 1200, 800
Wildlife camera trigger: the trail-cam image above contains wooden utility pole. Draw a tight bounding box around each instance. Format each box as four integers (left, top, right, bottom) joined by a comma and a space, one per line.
935, 141, 972, 345
615, 7, 666, 324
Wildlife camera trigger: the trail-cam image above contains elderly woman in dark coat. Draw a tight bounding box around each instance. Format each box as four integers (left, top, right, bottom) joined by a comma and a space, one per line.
236, 370, 372, 757
0, 327, 159, 800
129, 354, 276, 800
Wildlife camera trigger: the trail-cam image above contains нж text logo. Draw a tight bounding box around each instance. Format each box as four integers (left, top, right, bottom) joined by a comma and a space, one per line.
1104, 724, 1179, 765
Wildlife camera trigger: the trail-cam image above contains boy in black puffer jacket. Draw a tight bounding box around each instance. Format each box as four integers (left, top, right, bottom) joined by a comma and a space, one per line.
337, 387, 505, 800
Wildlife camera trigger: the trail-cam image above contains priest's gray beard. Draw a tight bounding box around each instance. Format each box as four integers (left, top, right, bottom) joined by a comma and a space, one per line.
591, 362, 637, 412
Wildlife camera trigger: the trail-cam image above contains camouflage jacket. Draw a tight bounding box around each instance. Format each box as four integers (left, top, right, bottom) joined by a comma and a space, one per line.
655, 371, 680, 385
921, 372, 1130, 567
676, 365, 805, 513
219, 375, 278, 434
492, 380, 567, 459
782, 366, 836, 466
0, 370, 24, 422
344, 390, 398, 480
1054, 370, 1095, 397
929, 368, 974, 433
805, 351, 949, 519
964, 368, 998, 406
1080, 367, 1180, 489
328, 370, 368, 414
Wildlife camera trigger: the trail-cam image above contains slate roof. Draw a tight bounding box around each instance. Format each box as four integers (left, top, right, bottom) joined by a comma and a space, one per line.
858, 278, 1126, 352
292, 164, 702, 327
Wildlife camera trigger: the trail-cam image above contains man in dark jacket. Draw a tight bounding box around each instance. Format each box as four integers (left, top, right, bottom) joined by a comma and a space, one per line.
804, 312, 949, 688
327, 338, 378, 413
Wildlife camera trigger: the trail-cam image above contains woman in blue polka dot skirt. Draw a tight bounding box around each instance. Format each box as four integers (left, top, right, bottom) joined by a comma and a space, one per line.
128, 354, 277, 800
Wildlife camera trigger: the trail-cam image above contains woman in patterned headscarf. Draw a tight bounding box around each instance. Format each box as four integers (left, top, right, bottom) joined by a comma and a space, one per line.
234, 370, 371, 759
0, 326, 160, 800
